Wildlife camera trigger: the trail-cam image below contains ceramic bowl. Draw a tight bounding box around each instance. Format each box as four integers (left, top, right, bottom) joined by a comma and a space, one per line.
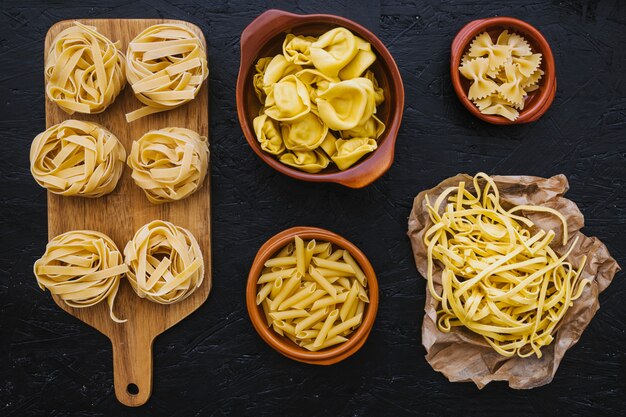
450, 17, 556, 125
246, 226, 379, 365
236, 9, 404, 188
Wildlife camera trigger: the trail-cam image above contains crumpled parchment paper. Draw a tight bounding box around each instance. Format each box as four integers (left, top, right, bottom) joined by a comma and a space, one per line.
407, 174, 620, 389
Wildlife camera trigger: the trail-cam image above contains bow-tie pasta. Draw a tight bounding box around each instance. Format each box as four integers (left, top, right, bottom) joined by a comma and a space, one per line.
459, 30, 544, 121
251, 26, 386, 172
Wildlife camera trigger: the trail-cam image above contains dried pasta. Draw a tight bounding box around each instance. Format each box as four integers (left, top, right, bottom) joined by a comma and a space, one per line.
30, 120, 126, 198
45, 22, 125, 114
459, 30, 544, 120
34, 230, 127, 323
252, 27, 385, 172
127, 127, 209, 204
256, 236, 369, 351
125, 24, 208, 122
124, 220, 204, 304
423, 173, 590, 358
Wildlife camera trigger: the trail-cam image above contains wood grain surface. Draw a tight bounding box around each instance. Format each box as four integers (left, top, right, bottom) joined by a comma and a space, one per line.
44, 19, 211, 407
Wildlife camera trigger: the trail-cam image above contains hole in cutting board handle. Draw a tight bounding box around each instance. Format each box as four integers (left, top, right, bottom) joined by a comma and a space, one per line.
127, 383, 139, 396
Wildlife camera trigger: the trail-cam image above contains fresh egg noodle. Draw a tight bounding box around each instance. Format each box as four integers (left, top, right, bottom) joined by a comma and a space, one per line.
125, 24, 208, 122
34, 230, 127, 323
424, 173, 590, 358
30, 120, 126, 198
45, 22, 126, 114
124, 220, 204, 304
256, 237, 369, 351
127, 127, 209, 204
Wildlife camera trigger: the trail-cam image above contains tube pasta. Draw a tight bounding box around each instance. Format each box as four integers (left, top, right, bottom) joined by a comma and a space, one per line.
251, 26, 385, 173
124, 220, 204, 304
127, 127, 209, 204
125, 24, 208, 122
256, 235, 370, 351
34, 230, 127, 323
46, 22, 125, 114
30, 120, 126, 198
423, 173, 590, 358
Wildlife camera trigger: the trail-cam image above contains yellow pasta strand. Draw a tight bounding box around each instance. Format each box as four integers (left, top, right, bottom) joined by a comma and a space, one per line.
424, 173, 590, 358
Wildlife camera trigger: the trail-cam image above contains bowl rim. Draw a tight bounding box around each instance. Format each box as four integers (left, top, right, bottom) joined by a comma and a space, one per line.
246, 226, 379, 364
236, 9, 405, 188
450, 16, 556, 125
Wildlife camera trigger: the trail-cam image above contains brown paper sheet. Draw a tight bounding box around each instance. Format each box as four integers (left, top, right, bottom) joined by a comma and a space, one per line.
407, 174, 620, 389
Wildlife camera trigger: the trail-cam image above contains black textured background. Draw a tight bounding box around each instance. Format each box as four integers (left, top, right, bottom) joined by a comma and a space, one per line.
1, 1, 625, 416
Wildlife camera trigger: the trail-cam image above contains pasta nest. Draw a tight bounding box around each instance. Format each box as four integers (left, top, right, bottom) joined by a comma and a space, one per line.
125, 24, 209, 122
45, 22, 126, 114
30, 120, 126, 198
124, 220, 204, 304
127, 127, 209, 204
34, 230, 127, 323
424, 173, 589, 358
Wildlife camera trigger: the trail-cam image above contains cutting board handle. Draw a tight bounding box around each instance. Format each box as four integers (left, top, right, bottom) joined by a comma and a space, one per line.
111, 332, 154, 407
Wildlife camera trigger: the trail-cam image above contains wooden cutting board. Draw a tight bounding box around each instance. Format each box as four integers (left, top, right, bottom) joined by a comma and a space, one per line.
43, 19, 211, 407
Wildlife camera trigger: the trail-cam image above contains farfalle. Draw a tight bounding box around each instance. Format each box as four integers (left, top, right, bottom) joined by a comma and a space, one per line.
283, 34, 317, 65
474, 94, 520, 121
468, 32, 512, 70
331, 138, 378, 171
339, 36, 377, 80
281, 112, 329, 151
264, 74, 311, 121
253, 114, 285, 155
310, 28, 359, 77
341, 115, 385, 139
459, 57, 499, 100
316, 78, 376, 130
522, 68, 544, 88
279, 149, 330, 173
498, 61, 526, 107
497, 30, 532, 57
513, 53, 542, 78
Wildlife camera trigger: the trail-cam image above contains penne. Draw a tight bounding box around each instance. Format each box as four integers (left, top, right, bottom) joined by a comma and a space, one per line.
295, 236, 306, 275
276, 241, 294, 257
270, 277, 283, 299
270, 309, 310, 320
256, 281, 273, 305
342, 250, 367, 286
355, 299, 365, 318
336, 277, 352, 290
292, 289, 326, 309
273, 319, 297, 335
296, 329, 320, 339
295, 307, 329, 334
261, 298, 272, 326
314, 309, 339, 347
356, 280, 369, 302
314, 267, 354, 277
270, 272, 301, 311
311, 292, 348, 311
309, 265, 337, 298
264, 256, 297, 268
328, 313, 362, 339
303, 336, 347, 351
311, 322, 324, 330
312, 257, 355, 274
279, 283, 317, 310
312, 242, 331, 254
339, 281, 359, 322
326, 249, 344, 262
258, 267, 297, 284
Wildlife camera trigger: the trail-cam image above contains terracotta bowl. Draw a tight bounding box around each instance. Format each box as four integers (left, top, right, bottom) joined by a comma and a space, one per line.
236, 9, 404, 188
451, 17, 556, 125
246, 226, 379, 365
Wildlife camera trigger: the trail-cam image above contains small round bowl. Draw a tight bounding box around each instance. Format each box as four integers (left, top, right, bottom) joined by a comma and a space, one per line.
246, 226, 379, 365
451, 17, 556, 125
236, 9, 404, 188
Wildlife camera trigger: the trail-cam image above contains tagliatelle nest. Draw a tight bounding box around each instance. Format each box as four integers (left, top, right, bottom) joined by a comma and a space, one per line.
45, 22, 126, 114
125, 24, 208, 122
127, 127, 209, 204
34, 230, 127, 323
30, 120, 126, 198
124, 220, 204, 304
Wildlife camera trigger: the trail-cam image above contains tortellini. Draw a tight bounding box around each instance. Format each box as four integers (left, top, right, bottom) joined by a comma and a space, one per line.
459, 30, 543, 121
251, 26, 386, 172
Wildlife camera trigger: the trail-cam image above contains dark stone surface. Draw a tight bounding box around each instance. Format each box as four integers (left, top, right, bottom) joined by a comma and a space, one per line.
1, 0, 625, 416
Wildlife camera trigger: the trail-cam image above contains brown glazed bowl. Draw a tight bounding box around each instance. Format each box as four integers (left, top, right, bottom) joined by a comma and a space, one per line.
451, 17, 556, 125
246, 226, 379, 365
236, 9, 404, 188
